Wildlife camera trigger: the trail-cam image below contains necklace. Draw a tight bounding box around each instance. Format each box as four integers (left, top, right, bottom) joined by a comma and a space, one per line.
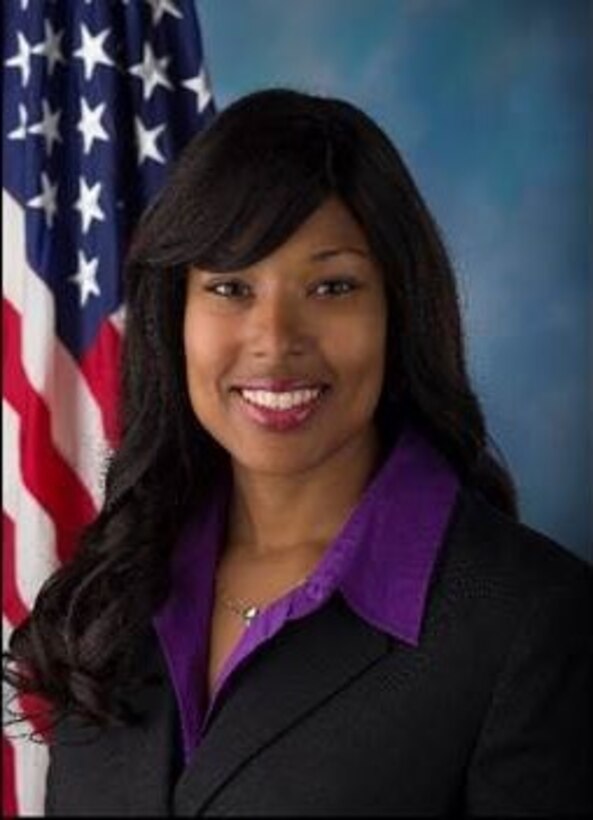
215, 575, 308, 627
216, 585, 260, 626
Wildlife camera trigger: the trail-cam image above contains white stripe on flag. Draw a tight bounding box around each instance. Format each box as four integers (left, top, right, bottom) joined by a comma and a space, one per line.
3, 190, 109, 510
3, 399, 59, 609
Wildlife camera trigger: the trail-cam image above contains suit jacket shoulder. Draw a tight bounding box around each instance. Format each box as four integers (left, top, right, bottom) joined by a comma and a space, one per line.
434, 488, 592, 815
438, 486, 591, 608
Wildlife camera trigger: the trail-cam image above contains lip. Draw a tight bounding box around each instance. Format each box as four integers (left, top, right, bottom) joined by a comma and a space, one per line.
232, 383, 330, 432
231, 378, 329, 392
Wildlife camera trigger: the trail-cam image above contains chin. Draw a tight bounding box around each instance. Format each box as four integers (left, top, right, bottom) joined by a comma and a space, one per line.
228, 438, 345, 478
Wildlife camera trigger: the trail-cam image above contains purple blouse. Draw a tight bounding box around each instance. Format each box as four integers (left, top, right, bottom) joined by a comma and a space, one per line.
152, 424, 460, 765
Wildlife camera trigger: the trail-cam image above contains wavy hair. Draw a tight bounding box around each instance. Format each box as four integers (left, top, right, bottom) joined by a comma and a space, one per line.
3, 88, 517, 736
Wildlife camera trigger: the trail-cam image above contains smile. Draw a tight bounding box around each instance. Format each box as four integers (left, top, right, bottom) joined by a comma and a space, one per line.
232, 385, 329, 432
239, 387, 323, 410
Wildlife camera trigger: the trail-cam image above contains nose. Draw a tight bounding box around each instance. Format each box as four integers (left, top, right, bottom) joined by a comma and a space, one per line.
247, 289, 310, 360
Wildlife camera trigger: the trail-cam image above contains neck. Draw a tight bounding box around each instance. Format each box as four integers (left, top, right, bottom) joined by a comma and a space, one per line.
226, 428, 382, 561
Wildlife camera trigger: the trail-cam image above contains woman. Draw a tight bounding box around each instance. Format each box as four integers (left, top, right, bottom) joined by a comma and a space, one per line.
4, 89, 591, 816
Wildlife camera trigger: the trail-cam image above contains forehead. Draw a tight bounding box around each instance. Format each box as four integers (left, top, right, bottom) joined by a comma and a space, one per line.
274, 196, 370, 259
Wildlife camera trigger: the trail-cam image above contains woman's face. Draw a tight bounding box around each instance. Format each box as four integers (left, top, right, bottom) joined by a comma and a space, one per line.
184, 196, 388, 477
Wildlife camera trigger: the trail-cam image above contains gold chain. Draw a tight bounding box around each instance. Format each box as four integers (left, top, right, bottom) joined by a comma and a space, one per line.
215, 575, 308, 627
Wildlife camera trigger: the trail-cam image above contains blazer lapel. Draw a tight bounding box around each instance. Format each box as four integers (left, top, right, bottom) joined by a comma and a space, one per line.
173, 594, 392, 816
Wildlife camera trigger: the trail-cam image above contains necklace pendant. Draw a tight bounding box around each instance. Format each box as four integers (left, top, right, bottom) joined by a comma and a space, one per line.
243, 605, 259, 626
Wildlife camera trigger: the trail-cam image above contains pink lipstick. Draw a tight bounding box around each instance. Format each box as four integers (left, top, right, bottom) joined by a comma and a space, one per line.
231, 381, 329, 432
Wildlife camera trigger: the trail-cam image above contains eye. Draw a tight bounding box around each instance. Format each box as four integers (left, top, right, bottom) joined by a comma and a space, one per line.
311, 278, 360, 297
205, 279, 252, 299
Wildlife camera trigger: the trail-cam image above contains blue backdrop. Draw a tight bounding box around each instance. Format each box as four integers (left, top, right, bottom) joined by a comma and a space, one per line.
197, 0, 592, 562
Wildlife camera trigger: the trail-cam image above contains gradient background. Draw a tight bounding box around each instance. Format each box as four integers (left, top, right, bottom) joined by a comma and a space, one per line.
196, 0, 592, 562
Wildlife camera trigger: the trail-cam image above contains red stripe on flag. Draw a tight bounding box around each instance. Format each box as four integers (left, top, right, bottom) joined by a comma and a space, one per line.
2, 298, 97, 564
2, 513, 30, 627
2, 735, 18, 818
79, 319, 121, 448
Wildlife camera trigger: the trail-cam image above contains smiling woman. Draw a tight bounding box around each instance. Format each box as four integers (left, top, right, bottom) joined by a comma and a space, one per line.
3, 89, 591, 816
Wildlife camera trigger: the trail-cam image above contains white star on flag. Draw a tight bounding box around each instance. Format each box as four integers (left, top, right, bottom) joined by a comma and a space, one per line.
31, 20, 66, 75
5, 32, 34, 86
78, 98, 110, 154
129, 43, 173, 101
74, 176, 106, 234
7, 104, 28, 141
28, 99, 62, 156
145, 0, 183, 25
27, 172, 58, 227
70, 250, 101, 307
134, 116, 167, 164
73, 23, 114, 81
182, 66, 212, 114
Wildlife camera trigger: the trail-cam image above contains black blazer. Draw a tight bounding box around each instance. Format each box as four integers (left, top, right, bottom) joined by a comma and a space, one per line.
45, 489, 592, 816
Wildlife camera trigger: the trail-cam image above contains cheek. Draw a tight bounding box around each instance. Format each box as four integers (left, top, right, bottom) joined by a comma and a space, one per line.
325, 311, 387, 398
349, 299, 387, 370
352, 331, 386, 390
183, 309, 234, 401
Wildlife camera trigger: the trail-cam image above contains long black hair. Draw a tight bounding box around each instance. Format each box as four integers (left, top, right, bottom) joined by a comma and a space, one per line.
3, 88, 517, 735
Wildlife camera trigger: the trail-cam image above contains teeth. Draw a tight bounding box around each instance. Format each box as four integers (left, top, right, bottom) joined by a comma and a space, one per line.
240, 388, 323, 410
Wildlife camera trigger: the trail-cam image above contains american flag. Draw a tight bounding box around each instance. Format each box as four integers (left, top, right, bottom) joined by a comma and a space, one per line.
2, 0, 214, 814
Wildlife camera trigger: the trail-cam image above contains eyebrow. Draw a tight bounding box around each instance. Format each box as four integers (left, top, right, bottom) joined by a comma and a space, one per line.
309, 247, 369, 262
